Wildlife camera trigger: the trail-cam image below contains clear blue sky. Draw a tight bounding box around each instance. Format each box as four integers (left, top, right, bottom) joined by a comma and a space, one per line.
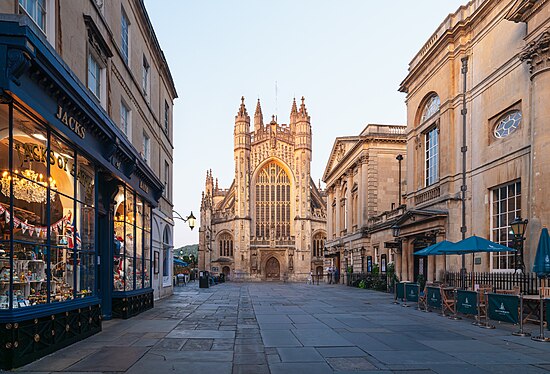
144, 0, 468, 248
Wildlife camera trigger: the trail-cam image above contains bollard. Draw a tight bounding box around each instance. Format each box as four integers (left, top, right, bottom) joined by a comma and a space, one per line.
512, 294, 530, 337
531, 294, 550, 342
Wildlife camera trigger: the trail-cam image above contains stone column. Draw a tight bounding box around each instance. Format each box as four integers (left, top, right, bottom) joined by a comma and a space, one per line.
435, 233, 446, 281
407, 240, 414, 282
335, 181, 341, 237
396, 246, 403, 280
347, 170, 353, 232
401, 238, 409, 281
327, 188, 334, 239
361, 157, 368, 224
522, 30, 550, 239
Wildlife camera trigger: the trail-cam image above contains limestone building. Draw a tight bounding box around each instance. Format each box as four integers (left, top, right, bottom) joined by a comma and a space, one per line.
323, 124, 406, 282
0, 0, 176, 367
199, 97, 327, 281
393, 0, 550, 282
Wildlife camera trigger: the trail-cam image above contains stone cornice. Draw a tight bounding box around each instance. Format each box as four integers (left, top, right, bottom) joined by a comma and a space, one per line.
505, 0, 548, 23
520, 28, 550, 76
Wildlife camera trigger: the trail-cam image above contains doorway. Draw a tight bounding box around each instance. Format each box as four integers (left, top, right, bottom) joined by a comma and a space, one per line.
265, 257, 280, 279
413, 246, 428, 283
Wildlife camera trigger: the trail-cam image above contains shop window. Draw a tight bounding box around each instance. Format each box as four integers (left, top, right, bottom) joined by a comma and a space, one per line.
0, 104, 97, 310
113, 186, 150, 291
491, 181, 521, 271
425, 127, 439, 186
121, 7, 130, 64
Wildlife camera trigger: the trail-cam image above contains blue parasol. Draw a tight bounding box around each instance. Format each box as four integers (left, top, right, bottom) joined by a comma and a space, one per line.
438, 235, 515, 255
414, 240, 455, 256
533, 228, 550, 278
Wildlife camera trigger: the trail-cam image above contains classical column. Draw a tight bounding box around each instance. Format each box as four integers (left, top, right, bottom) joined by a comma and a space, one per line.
361, 157, 368, 224
401, 238, 410, 281
327, 187, 334, 239
435, 233, 446, 282
521, 30, 550, 233
335, 180, 341, 236
347, 170, 353, 232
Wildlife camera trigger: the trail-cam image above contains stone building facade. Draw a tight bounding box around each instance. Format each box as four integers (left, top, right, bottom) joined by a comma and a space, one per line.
393, 0, 550, 282
0, 0, 177, 300
199, 97, 327, 281
323, 124, 406, 282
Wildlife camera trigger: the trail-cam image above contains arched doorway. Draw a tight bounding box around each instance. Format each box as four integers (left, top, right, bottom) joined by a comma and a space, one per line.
222, 266, 231, 279
265, 257, 280, 280
316, 266, 323, 276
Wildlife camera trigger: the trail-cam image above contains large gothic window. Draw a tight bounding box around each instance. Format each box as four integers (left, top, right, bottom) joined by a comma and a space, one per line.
255, 161, 291, 239
312, 232, 326, 257
218, 233, 233, 257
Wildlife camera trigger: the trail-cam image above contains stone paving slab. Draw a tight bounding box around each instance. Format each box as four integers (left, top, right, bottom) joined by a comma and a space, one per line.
15, 282, 550, 373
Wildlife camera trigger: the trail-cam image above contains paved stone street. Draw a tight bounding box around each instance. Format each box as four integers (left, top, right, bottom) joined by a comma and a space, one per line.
12, 282, 550, 373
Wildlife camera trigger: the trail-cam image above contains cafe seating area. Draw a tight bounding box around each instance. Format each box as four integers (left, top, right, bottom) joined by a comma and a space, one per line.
395, 281, 550, 341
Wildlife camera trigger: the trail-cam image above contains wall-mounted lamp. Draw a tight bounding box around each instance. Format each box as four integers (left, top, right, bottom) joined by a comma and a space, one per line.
174, 211, 196, 230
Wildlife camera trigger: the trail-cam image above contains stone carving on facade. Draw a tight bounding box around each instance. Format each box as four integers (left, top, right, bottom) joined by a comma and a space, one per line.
520, 29, 550, 76
335, 143, 346, 162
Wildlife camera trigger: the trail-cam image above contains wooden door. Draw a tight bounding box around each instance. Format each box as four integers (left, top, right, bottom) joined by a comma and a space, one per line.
265, 257, 280, 279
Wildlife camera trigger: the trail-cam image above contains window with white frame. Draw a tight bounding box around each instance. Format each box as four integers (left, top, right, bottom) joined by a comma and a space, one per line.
142, 56, 150, 99
121, 7, 129, 64
142, 132, 150, 164
87, 53, 101, 99
491, 181, 521, 271
19, 0, 46, 31
120, 100, 131, 138
164, 161, 169, 198
425, 127, 439, 186
164, 100, 169, 134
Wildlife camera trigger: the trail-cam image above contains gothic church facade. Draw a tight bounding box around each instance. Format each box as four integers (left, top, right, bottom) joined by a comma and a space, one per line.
198, 97, 327, 281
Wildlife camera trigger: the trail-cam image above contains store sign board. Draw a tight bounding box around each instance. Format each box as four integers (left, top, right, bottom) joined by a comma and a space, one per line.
55, 105, 86, 139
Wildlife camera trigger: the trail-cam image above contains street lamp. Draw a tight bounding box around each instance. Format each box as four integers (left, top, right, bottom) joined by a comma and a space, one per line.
174, 211, 196, 230
510, 216, 528, 272
391, 224, 400, 238
396, 154, 403, 206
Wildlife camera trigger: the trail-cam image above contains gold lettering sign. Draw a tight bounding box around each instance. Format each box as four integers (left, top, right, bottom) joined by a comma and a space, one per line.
139, 180, 150, 194
55, 105, 86, 139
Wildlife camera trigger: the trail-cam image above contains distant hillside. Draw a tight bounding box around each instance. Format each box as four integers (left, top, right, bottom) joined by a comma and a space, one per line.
174, 244, 198, 257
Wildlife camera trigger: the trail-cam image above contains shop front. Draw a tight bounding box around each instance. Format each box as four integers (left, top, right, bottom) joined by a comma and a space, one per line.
0, 18, 163, 369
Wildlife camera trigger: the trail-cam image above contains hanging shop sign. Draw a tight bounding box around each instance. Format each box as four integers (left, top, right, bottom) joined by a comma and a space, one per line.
55, 105, 86, 139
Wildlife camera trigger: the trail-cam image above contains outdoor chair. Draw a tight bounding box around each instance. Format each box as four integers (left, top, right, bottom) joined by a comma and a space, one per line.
417, 283, 431, 312
497, 286, 520, 295
475, 286, 491, 324
540, 287, 550, 298
440, 285, 456, 316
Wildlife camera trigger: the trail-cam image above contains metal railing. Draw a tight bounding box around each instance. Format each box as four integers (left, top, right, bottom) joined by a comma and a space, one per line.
444, 271, 543, 295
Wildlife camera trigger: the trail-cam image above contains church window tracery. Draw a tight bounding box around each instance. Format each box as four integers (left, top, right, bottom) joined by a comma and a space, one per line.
255, 161, 291, 239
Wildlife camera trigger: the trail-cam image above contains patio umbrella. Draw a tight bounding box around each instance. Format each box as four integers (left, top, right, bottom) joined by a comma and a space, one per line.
437, 235, 515, 289
437, 235, 515, 255
413, 240, 455, 256
533, 228, 550, 278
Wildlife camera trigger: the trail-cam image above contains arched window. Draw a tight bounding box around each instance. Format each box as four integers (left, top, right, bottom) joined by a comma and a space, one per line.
421, 94, 440, 123
312, 232, 327, 257
255, 161, 291, 239
218, 233, 233, 257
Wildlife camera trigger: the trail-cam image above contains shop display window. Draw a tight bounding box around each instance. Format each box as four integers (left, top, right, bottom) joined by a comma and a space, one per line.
0, 103, 97, 310
113, 187, 151, 292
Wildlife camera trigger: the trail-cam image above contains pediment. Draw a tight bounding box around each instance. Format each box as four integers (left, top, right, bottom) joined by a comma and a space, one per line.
322, 137, 360, 181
